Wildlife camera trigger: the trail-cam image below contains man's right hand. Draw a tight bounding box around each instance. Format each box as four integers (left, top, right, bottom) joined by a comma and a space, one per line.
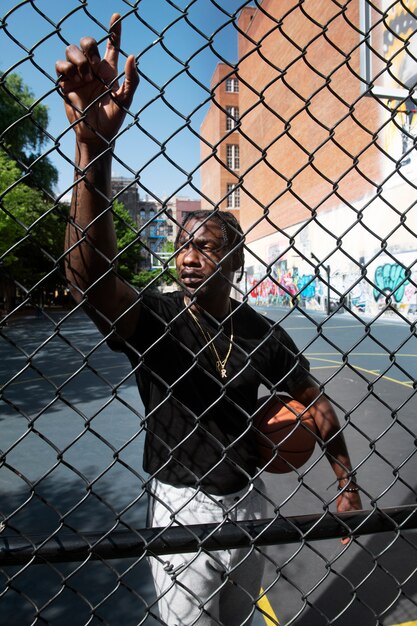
55, 12, 139, 147
58, 13, 141, 338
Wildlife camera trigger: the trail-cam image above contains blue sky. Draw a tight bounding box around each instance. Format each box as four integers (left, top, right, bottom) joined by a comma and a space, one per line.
1, 0, 254, 201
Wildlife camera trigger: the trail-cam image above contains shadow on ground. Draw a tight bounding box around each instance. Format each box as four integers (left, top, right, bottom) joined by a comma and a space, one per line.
0, 474, 161, 626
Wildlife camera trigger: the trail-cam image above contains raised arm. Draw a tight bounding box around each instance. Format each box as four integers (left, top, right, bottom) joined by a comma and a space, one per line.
56, 13, 140, 338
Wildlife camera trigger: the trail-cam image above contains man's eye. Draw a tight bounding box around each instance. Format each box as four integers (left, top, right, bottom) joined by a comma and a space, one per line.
177, 241, 219, 253
203, 245, 222, 254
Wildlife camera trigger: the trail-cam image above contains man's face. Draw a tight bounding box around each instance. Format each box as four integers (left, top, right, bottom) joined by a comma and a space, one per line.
175, 217, 233, 299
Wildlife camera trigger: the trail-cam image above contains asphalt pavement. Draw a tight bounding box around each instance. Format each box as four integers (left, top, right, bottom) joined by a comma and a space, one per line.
0, 305, 416, 625
257, 304, 417, 626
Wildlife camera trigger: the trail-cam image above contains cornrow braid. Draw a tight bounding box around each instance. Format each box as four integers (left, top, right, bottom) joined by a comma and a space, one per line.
175, 210, 245, 281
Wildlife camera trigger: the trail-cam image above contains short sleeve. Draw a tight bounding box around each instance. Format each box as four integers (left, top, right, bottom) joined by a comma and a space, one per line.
271, 325, 311, 394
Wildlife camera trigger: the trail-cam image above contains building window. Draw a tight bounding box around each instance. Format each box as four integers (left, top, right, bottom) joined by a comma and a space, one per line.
226, 183, 240, 209
226, 77, 239, 92
226, 106, 239, 131
226, 144, 240, 170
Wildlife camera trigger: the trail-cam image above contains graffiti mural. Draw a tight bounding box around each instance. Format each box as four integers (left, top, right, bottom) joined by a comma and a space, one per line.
382, 1, 417, 166
246, 254, 417, 316
373, 263, 408, 303
248, 266, 318, 307
297, 274, 316, 299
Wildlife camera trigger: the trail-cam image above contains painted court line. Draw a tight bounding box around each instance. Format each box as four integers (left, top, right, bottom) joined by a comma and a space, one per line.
308, 357, 414, 387
259, 360, 416, 626
2, 355, 415, 624
257, 589, 279, 625
306, 352, 417, 358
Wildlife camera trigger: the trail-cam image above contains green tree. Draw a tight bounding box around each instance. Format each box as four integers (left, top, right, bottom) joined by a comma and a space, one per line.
159, 239, 178, 284
0, 151, 66, 309
131, 268, 161, 289
0, 72, 58, 193
111, 211, 178, 290
112, 200, 145, 283
112, 203, 178, 289
130, 239, 178, 289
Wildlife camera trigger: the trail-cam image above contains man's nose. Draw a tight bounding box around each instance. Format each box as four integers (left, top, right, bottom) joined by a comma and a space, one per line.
182, 243, 200, 264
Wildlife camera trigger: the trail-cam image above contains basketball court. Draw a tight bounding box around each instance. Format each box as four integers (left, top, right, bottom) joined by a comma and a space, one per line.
254, 305, 417, 626
2, 306, 416, 624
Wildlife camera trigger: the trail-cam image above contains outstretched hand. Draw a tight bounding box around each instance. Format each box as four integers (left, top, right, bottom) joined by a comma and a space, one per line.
55, 13, 138, 146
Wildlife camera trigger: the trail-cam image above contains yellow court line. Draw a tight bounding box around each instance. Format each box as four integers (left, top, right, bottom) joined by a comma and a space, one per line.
2, 350, 415, 624
306, 352, 417, 358
309, 357, 414, 387
286, 322, 410, 330
311, 364, 380, 375
260, 359, 414, 625
286, 325, 362, 331
285, 324, 363, 331
258, 587, 417, 626
257, 588, 280, 625
4, 352, 417, 389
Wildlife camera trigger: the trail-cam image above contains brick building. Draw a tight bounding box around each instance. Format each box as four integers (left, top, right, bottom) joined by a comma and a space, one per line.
175, 197, 203, 226
201, 1, 384, 239
111, 176, 139, 220
200, 63, 241, 221
200, 0, 417, 316
110, 177, 175, 270
110, 178, 202, 269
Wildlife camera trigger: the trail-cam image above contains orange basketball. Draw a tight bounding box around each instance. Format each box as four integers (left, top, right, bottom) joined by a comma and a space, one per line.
253, 395, 318, 473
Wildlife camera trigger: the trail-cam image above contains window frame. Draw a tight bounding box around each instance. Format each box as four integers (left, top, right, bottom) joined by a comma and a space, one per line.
226, 183, 240, 209
226, 106, 239, 131
226, 144, 240, 170
225, 77, 239, 93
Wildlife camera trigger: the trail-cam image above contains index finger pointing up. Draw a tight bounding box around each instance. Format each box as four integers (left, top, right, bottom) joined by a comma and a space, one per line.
104, 13, 122, 70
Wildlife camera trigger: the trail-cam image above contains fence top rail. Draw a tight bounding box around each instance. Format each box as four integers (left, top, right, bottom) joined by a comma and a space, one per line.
1, 505, 416, 566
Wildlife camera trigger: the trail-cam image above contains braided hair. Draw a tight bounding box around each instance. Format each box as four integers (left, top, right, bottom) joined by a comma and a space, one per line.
175, 210, 245, 281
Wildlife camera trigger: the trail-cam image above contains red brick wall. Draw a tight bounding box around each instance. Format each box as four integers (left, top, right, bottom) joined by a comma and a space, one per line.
200, 64, 240, 220
234, 0, 383, 241
176, 198, 202, 224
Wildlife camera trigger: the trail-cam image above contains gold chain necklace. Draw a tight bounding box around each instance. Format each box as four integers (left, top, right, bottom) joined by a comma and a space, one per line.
185, 300, 234, 379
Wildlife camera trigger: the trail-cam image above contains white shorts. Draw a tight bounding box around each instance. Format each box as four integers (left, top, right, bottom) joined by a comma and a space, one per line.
147, 478, 268, 626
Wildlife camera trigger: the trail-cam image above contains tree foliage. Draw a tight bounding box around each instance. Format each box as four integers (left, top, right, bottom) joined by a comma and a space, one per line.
112, 203, 177, 289
112, 201, 144, 283
0, 72, 58, 193
0, 71, 174, 308
0, 151, 67, 296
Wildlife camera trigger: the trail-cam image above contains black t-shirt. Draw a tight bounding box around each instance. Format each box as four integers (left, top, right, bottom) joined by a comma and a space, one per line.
117, 290, 310, 495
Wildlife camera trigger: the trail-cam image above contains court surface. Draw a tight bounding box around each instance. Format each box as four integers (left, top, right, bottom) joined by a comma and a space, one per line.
0, 306, 416, 624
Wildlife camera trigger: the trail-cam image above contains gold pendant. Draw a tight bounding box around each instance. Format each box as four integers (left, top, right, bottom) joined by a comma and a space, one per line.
217, 362, 227, 378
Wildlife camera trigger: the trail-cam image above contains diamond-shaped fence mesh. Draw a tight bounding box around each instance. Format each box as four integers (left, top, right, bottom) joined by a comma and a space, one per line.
1, 1, 417, 625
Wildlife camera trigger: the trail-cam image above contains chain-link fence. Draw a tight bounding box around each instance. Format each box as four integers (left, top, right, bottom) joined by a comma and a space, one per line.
1, 1, 417, 625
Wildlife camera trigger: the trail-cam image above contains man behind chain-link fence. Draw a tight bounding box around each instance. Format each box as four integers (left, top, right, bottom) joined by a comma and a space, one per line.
56, 14, 362, 626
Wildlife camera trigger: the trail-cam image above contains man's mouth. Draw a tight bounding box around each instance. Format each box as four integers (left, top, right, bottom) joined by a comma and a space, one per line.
180, 272, 207, 289
181, 273, 204, 285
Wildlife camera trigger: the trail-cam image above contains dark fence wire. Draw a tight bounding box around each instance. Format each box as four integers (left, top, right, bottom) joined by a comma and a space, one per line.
1, 1, 417, 625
